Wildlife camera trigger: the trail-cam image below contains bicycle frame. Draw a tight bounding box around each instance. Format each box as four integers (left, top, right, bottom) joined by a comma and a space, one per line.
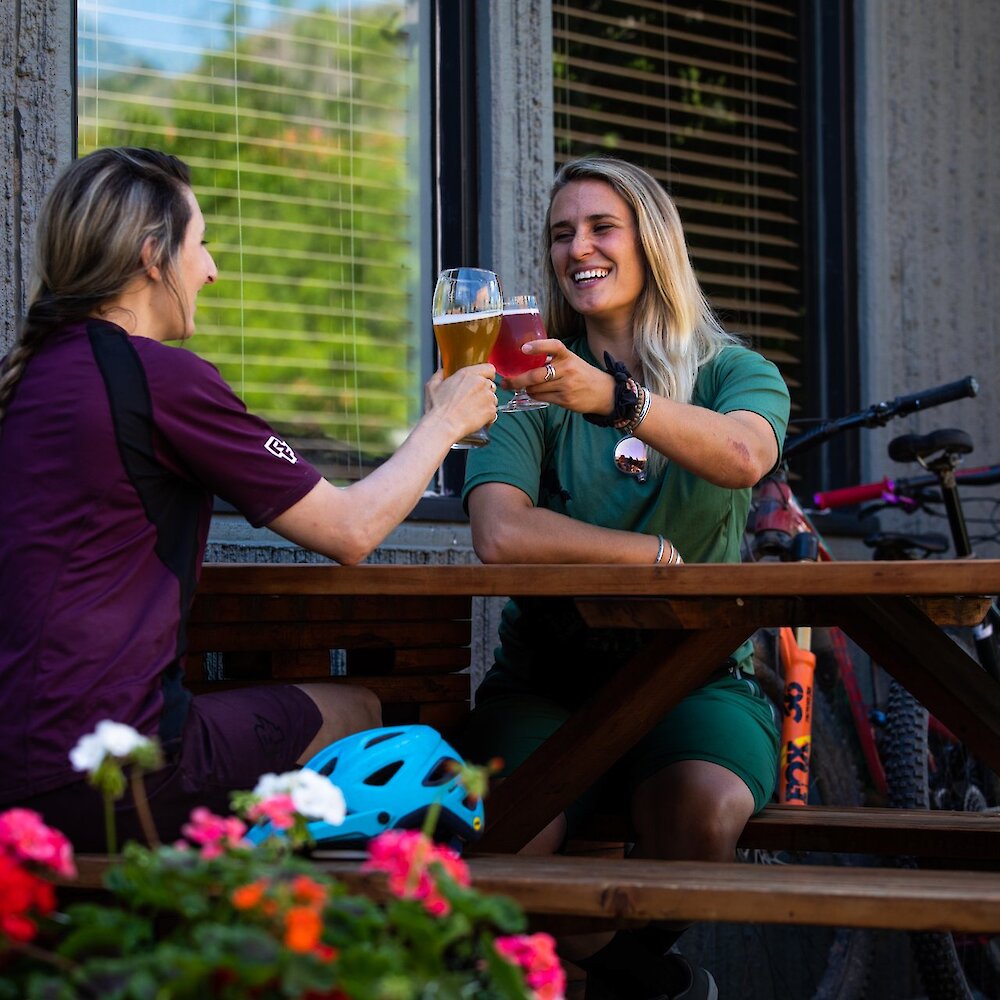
747, 470, 889, 799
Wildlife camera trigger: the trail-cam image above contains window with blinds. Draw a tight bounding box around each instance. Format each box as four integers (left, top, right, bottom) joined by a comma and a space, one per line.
77, 0, 428, 482
552, 0, 806, 417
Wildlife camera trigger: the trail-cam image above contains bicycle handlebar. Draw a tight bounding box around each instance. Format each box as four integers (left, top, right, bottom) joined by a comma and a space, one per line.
813, 463, 1000, 510
782, 375, 979, 462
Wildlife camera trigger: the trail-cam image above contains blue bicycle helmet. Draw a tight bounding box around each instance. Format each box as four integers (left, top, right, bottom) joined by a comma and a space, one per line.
247, 725, 485, 849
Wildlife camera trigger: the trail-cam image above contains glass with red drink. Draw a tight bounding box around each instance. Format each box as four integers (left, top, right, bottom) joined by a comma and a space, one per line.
489, 294, 550, 412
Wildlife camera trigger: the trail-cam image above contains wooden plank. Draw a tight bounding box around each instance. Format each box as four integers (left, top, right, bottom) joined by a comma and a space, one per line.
190, 593, 471, 623
837, 595, 1000, 777
197, 560, 1000, 599
740, 804, 1000, 860
186, 619, 471, 654
319, 855, 1000, 933
350, 647, 471, 674
577, 595, 990, 629
476, 626, 753, 853
183, 673, 471, 704
574, 804, 1000, 861
64, 853, 1000, 932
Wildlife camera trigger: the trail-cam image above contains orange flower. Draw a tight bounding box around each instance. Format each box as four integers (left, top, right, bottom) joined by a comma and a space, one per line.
291, 874, 327, 906
284, 905, 323, 953
231, 879, 267, 911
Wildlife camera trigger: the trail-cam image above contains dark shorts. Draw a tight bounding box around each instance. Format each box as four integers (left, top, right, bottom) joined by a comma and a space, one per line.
18, 686, 322, 852
458, 670, 780, 832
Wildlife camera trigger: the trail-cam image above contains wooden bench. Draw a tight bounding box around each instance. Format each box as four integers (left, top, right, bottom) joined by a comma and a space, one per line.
572, 803, 1000, 864
185, 583, 475, 737
64, 852, 1000, 934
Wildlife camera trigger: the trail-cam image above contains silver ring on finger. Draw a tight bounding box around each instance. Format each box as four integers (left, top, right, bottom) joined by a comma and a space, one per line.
543, 363, 556, 383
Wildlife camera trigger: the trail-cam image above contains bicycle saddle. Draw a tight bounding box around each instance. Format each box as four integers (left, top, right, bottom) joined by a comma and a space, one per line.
888, 428, 973, 464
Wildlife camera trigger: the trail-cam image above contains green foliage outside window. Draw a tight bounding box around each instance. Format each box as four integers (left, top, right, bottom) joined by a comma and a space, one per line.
79, 2, 425, 481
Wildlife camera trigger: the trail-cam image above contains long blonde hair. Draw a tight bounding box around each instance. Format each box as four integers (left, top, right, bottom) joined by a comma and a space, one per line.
541, 156, 740, 407
0, 147, 192, 429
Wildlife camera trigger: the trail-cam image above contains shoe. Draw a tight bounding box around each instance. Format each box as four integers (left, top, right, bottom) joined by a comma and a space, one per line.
652, 952, 718, 1000
584, 953, 718, 1000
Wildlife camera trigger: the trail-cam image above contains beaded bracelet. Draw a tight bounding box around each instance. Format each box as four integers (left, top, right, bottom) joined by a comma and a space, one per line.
614, 385, 650, 435
583, 352, 644, 428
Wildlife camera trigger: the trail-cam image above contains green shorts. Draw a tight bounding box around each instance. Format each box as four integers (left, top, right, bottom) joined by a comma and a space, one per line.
458, 669, 779, 832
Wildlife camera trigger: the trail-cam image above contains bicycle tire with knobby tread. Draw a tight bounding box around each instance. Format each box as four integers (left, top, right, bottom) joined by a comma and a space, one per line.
884, 678, 1000, 1000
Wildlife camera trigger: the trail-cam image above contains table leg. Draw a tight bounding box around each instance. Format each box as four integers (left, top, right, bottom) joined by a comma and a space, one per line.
475, 625, 752, 854
836, 595, 1000, 776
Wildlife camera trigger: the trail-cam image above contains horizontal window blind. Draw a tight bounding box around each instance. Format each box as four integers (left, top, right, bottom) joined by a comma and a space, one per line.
552, 0, 805, 414
78, 1, 426, 481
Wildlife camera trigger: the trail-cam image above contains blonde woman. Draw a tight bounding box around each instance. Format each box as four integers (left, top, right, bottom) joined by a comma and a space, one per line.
0, 147, 497, 850
462, 157, 790, 1000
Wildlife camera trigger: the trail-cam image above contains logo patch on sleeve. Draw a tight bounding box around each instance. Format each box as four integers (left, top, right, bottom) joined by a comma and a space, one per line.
264, 435, 298, 464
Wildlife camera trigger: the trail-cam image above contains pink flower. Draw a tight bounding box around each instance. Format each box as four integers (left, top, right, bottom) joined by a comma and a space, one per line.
181, 807, 247, 860
247, 793, 297, 832
0, 808, 76, 879
495, 933, 567, 1000
362, 829, 470, 916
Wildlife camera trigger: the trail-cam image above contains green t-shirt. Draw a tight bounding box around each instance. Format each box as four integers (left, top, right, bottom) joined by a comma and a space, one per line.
462, 342, 790, 695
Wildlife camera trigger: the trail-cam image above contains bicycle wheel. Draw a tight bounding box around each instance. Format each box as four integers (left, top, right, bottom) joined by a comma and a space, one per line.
884, 677, 1000, 1000
677, 631, 874, 1000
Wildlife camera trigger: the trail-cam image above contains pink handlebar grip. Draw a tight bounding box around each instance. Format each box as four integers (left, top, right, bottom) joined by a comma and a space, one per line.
813, 478, 893, 509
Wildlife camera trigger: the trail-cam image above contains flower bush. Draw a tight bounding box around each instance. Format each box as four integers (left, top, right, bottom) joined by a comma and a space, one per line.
0, 724, 566, 1000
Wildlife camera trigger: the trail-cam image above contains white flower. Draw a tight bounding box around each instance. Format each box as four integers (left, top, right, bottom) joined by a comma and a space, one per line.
251, 772, 291, 801
69, 721, 152, 773
290, 769, 346, 827
251, 769, 346, 827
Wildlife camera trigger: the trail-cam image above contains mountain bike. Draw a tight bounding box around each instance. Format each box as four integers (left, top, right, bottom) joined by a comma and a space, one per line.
815, 427, 1000, 1000
679, 375, 983, 1000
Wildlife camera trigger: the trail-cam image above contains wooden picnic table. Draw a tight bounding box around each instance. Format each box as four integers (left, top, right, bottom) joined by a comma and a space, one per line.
197, 559, 1000, 855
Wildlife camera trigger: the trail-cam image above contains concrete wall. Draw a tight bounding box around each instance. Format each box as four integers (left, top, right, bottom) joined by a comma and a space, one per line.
1, 0, 74, 350
477, 0, 554, 290
855, 0, 1000, 555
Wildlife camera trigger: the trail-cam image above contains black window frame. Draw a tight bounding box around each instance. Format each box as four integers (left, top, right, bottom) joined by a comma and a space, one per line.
797, 0, 859, 499
415, 0, 480, 517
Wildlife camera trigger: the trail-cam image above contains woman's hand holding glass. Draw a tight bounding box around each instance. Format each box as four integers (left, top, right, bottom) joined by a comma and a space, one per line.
507, 339, 617, 416
489, 294, 550, 413
432, 268, 503, 448
423, 364, 499, 446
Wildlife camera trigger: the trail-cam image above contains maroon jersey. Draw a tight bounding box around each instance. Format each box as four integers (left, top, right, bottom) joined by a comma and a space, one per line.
0, 319, 321, 802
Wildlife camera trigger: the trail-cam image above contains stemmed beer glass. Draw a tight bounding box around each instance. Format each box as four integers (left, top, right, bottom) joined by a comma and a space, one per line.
432, 268, 504, 448
489, 294, 550, 413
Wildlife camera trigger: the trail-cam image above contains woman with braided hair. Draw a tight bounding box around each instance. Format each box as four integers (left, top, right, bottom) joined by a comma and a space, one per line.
0, 147, 497, 850
460, 157, 790, 1000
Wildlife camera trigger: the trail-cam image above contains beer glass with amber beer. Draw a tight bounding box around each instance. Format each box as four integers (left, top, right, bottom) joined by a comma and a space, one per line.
490, 294, 550, 413
432, 267, 503, 448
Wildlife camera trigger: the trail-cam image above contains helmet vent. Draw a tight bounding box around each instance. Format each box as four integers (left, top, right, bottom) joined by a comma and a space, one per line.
425, 757, 459, 787
363, 730, 404, 749
364, 761, 403, 786
316, 756, 338, 777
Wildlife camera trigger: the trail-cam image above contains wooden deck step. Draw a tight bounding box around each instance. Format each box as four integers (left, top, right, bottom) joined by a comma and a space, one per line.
576, 804, 1000, 861
740, 804, 1000, 860
64, 850, 1000, 933
321, 854, 1000, 933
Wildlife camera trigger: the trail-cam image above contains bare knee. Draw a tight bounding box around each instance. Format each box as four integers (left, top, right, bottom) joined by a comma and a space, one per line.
295, 683, 382, 763
632, 760, 755, 861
